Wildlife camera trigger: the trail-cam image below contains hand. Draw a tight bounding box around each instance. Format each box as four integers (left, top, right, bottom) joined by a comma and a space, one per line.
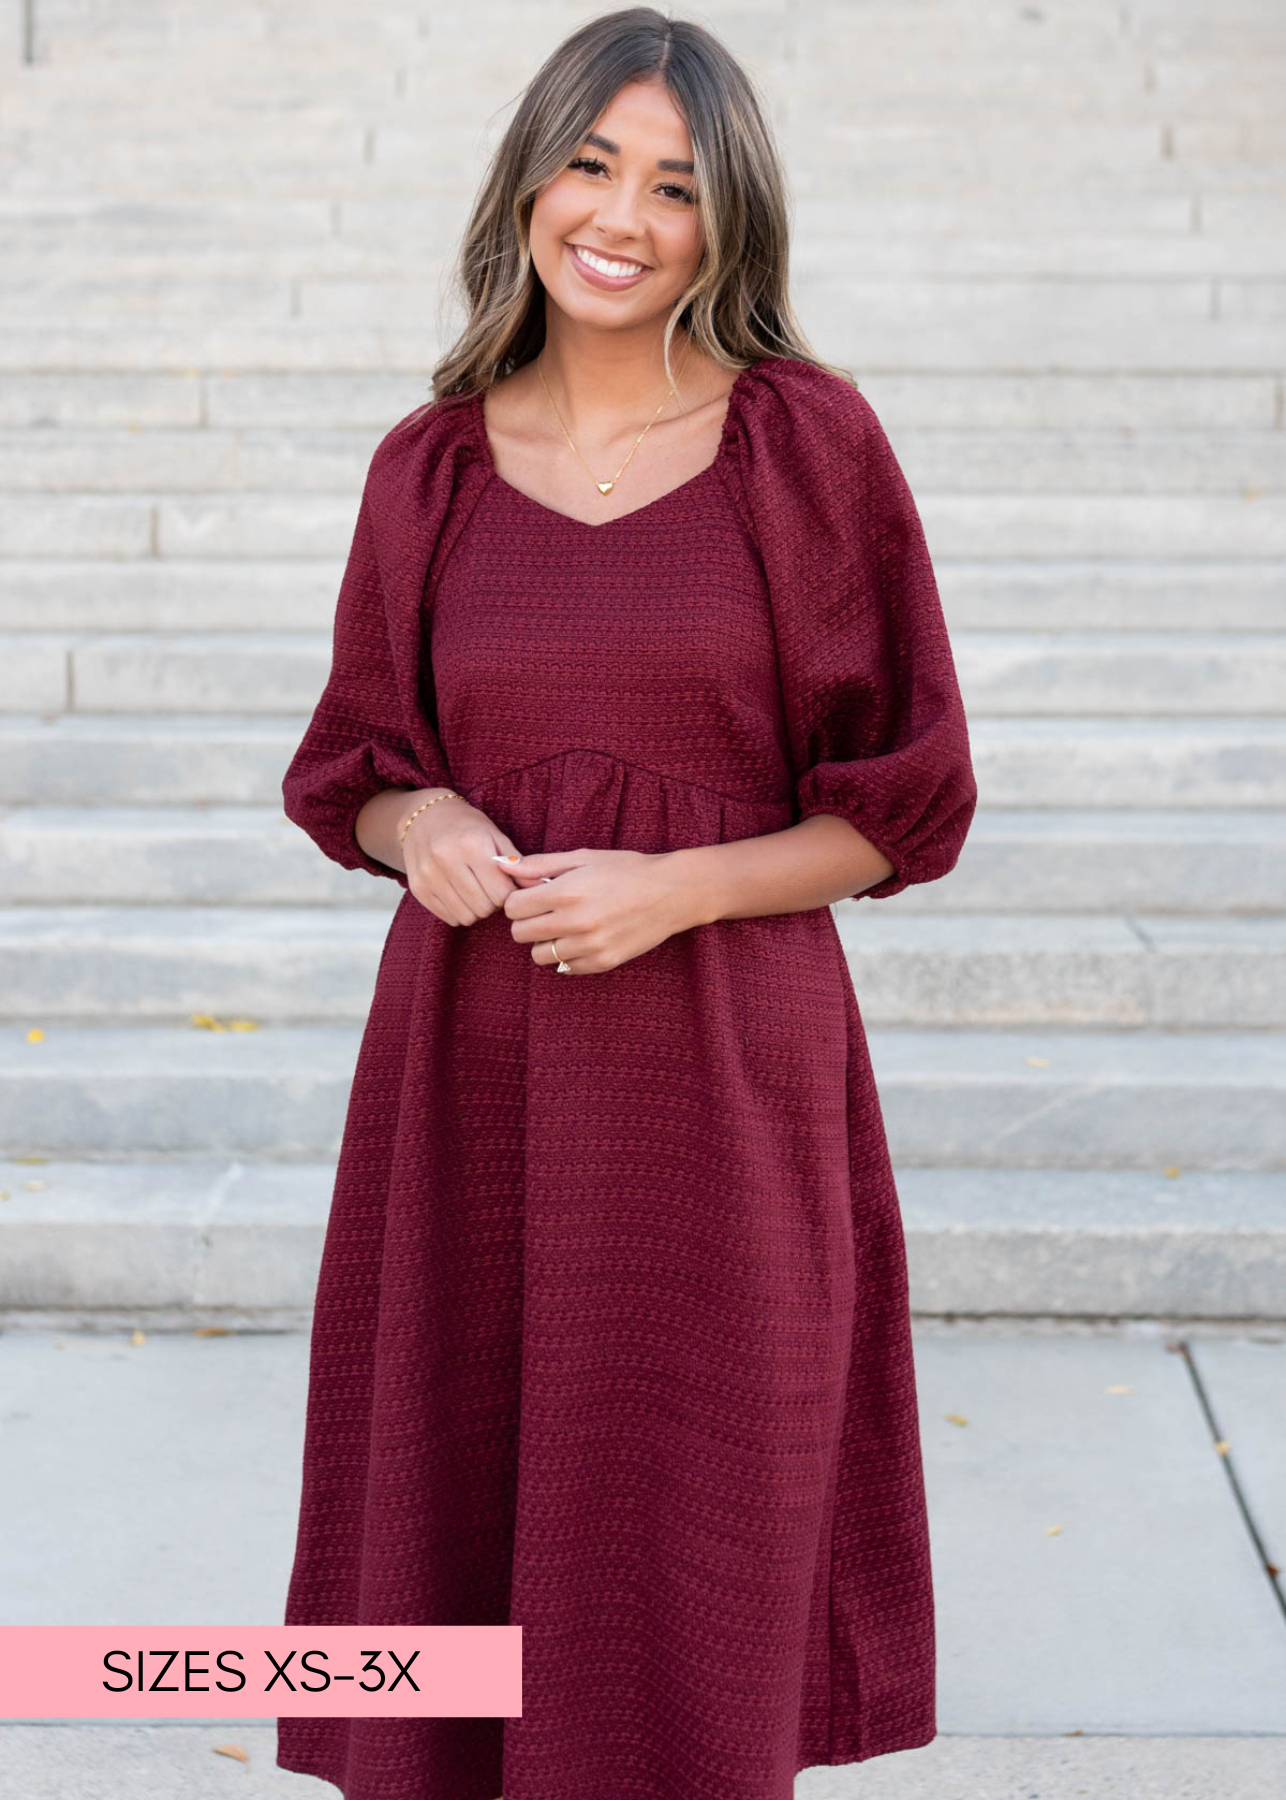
499, 846, 695, 975
399, 791, 524, 927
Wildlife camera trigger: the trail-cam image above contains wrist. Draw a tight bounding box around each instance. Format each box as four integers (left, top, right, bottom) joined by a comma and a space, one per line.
654, 844, 723, 931
397, 787, 465, 844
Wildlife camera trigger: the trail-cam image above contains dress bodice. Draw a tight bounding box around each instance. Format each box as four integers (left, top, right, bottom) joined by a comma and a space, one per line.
428, 412, 793, 813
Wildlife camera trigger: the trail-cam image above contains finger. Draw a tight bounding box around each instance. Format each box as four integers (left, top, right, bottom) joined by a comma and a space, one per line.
464, 856, 521, 912
410, 860, 488, 927
508, 901, 571, 944
445, 858, 509, 922
532, 930, 591, 970
504, 887, 562, 928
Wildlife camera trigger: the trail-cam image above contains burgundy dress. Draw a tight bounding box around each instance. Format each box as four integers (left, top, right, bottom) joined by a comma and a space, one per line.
276, 355, 977, 1800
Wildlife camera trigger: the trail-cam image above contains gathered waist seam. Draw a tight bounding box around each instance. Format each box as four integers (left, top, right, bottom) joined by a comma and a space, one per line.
460, 744, 795, 813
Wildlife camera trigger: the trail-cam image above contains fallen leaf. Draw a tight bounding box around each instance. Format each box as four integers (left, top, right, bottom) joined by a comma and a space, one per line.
944, 1413, 968, 1426
193, 1326, 229, 1337
1046, 1523, 1064, 1535
1163, 1165, 1181, 1178
190, 1013, 259, 1032
130, 1329, 146, 1346
213, 1743, 249, 1763
26, 1028, 44, 1044
12, 1155, 49, 1164
0, 1191, 9, 1201
1214, 1439, 1230, 1455
23, 1180, 49, 1191
1025, 1054, 1050, 1067
1105, 1384, 1132, 1393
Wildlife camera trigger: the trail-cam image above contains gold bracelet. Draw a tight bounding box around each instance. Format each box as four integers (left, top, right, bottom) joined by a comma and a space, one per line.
398, 790, 464, 844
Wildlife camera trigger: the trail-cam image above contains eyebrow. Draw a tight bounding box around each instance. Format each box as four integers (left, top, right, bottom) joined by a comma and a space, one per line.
583, 130, 695, 176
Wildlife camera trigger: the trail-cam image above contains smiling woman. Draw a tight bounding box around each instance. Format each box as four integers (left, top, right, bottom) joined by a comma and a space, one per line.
276, 10, 977, 1800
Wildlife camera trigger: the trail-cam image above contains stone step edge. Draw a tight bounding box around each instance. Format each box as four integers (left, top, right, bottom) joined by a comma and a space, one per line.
1, 1163, 1282, 1320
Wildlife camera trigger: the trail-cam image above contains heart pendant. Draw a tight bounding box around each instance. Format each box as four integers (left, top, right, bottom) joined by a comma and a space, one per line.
596, 481, 615, 495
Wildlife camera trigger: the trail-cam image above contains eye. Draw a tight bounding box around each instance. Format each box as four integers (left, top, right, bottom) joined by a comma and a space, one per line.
568, 157, 695, 206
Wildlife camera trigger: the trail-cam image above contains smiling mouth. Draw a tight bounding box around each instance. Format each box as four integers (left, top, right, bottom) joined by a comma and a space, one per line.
568, 242, 650, 279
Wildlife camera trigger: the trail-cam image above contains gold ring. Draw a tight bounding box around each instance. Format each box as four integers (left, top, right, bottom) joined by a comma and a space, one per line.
551, 938, 573, 975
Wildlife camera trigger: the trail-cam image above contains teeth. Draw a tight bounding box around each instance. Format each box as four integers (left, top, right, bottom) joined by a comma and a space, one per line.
574, 245, 644, 278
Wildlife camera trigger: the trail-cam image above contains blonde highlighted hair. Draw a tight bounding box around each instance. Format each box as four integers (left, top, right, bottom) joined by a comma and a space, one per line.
424, 5, 848, 404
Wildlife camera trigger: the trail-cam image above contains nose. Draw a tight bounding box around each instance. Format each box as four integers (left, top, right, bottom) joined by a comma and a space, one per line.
587, 178, 646, 244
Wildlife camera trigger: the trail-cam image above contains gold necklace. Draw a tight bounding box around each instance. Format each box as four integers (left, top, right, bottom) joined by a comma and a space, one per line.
536, 349, 689, 496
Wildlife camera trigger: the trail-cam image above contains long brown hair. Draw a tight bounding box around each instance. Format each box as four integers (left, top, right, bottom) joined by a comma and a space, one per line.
423, 6, 848, 405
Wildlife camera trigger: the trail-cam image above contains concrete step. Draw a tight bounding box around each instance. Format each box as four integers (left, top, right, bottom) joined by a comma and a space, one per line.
0, 323, 447, 376
2, 318, 1285, 378
5, 631, 1286, 718
2, 906, 1286, 1027
0, 118, 1208, 185
806, 305, 1286, 383
858, 375, 1282, 432
3, 714, 1286, 808
951, 632, 1286, 716
3, 556, 1282, 634
12, 276, 1285, 382
0, 275, 295, 324
0, 427, 376, 491
10, 230, 1286, 281
28, 20, 423, 72
838, 912, 1286, 1027
0, 906, 391, 1022
0, 1024, 355, 1158
3, 426, 1285, 494
0, 806, 393, 906
6, 487, 1284, 559
0, 633, 334, 716
0, 1024, 1281, 1166
0, 558, 343, 632
2, 1160, 1282, 1320
0, 715, 305, 805
3, 806, 1281, 915
0, 371, 1278, 436
1, 269, 1253, 336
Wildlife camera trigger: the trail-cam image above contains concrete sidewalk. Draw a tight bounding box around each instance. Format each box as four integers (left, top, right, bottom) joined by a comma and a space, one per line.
1, 1319, 1284, 1796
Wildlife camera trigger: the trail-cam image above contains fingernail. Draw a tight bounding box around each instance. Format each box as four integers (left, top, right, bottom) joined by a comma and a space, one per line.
491, 853, 521, 863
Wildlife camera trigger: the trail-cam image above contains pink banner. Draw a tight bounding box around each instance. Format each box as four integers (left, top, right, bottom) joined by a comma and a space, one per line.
0, 1626, 521, 1718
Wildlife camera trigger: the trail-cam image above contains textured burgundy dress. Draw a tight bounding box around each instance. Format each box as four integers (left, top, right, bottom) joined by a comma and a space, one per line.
276, 355, 977, 1800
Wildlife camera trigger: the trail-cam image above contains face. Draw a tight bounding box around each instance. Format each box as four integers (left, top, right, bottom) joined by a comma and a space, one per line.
528, 76, 706, 333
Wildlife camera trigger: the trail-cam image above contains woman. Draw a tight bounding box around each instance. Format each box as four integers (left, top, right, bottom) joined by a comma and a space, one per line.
276, 9, 977, 1800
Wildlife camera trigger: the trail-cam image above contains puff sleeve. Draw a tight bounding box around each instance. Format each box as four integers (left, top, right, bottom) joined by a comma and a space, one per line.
281, 447, 456, 888
730, 361, 977, 901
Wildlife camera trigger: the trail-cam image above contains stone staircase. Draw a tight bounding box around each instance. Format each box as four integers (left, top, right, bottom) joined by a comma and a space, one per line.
2, 0, 1283, 1324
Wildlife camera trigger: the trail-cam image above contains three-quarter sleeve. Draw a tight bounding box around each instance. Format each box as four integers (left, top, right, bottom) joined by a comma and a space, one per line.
281, 471, 454, 888
729, 360, 977, 902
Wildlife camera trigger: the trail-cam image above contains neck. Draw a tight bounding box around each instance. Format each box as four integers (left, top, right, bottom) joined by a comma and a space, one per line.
537, 313, 690, 428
